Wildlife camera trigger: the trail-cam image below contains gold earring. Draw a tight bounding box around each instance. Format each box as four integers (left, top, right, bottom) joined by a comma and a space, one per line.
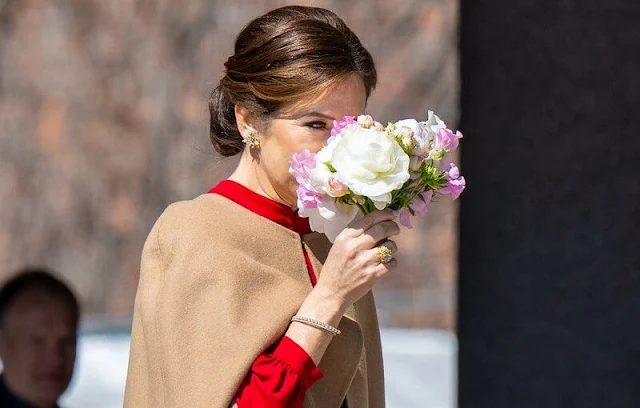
245, 131, 260, 149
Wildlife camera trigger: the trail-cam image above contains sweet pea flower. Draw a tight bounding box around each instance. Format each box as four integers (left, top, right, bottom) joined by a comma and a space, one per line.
427, 128, 463, 161
419, 110, 447, 136
433, 128, 463, 153
440, 178, 466, 200
296, 184, 321, 209
442, 162, 460, 181
412, 190, 433, 217
398, 191, 433, 229
331, 116, 357, 136
289, 149, 317, 185
301, 195, 360, 243
439, 163, 466, 200
399, 209, 413, 229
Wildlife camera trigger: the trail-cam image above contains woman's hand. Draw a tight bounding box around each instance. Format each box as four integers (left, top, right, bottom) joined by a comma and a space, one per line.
313, 209, 400, 309
285, 210, 399, 365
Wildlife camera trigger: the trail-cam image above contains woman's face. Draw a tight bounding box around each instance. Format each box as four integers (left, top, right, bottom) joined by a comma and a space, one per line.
256, 75, 367, 208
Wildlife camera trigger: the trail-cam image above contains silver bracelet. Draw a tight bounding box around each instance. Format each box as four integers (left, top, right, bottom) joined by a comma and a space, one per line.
291, 315, 341, 336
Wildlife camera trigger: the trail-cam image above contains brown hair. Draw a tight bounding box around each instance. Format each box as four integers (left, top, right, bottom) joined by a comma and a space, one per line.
0, 267, 80, 328
209, 5, 377, 156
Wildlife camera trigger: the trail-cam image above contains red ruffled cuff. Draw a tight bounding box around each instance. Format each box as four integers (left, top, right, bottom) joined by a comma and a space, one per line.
235, 336, 323, 407
274, 336, 324, 388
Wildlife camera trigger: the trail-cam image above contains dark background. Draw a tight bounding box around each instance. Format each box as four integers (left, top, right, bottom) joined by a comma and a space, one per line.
458, 1, 640, 406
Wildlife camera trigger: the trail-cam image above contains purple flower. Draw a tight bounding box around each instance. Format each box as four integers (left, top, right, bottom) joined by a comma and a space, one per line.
439, 163, 466, 200
289, 149, 317, 185
433, 128, 463, 153
330, 116, 357, 136
398, 191, 433, 229
443, 162, 460, 180
399, 209, 413, 229
327, 176, 349, 197
411, 190, 433, 217
297, 184, 321, 209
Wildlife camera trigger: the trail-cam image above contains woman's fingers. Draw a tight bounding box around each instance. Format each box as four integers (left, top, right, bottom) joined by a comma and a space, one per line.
375, 258, 397, 276
344, 209, 396, 236
358, 220, 400, 249
380, 239, 397, 253
366, 246, 397, 277
363, 240, 398, 270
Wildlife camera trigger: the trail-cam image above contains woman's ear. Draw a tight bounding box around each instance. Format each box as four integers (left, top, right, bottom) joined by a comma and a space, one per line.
234, 104, 257, 141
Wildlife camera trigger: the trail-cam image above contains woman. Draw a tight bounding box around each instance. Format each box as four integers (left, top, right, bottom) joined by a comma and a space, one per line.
124, 6, 400, 408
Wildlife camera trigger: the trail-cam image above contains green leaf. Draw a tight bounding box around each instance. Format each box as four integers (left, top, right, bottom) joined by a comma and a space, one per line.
323, 162, 337, 172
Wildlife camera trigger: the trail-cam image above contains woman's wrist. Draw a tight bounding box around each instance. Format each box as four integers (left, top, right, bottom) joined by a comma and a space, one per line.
285, 288, 346, 365
301, 286, 346, 322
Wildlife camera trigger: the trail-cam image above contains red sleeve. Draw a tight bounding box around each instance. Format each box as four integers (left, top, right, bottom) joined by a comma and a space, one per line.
235, 336, 323, 408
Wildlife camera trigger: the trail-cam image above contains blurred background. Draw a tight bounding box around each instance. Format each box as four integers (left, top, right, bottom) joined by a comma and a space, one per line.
1, 0, 459, 407
0, 0, 459, 329
3, 1, 638, 407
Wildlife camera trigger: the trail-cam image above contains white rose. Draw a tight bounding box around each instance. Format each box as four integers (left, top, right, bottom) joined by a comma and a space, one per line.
308, 134, 342, 194
331, 126, 410, 210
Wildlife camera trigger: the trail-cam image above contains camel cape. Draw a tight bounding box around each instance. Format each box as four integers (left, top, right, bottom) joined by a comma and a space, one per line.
124, 193, 385, 407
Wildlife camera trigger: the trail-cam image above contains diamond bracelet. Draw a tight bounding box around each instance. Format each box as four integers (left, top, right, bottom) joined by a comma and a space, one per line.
291, 315, 342, 336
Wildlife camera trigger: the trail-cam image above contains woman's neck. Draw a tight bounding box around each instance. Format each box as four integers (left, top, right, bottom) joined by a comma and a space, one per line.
228, 150, 296, 209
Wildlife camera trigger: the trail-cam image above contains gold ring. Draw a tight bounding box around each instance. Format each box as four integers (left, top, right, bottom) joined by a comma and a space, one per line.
377, 245, 393, 264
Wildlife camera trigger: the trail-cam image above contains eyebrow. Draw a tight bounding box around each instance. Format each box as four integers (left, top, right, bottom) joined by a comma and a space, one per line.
289, 111, 336, 121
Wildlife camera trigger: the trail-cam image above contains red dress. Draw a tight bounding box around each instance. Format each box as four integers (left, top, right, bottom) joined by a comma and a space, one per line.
210, 180, 323, 408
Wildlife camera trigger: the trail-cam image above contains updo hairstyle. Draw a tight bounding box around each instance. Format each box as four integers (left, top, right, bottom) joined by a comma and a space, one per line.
208, 5, 377, 156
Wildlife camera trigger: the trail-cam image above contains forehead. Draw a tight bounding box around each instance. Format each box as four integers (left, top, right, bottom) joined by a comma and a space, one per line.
279, 74, 368, 118
4, 289, 76, 332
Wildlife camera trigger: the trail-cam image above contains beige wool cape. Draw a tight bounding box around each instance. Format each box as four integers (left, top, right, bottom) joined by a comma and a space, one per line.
124, 192, 385, 408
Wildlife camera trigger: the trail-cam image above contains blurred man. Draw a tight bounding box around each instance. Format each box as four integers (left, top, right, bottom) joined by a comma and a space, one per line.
0, 269, 79, 408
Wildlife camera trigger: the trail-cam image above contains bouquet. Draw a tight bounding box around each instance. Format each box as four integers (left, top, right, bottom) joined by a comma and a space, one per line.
289, 111, 465, 242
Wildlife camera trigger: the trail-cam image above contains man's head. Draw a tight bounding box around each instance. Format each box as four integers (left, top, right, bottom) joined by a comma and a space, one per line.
0, 268, 79, 408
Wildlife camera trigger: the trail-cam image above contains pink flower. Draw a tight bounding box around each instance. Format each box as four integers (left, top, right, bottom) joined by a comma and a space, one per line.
297, 184, 321, 209
327, 176, 349, 197
398, 191, 433, 229
397, 126, 414, 148
411, 190, 433, 217
443, 162, 460, 180
357, 114, 374, 128
399, 209, 413, 229
289, 149, 317, 185
439, 163, 466, 200
290, 150, 324, 210
433, 128, 463, 153
330, 116, 357, 136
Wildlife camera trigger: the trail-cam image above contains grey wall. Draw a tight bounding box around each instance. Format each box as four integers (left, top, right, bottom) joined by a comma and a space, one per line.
458, 1, 640, 407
